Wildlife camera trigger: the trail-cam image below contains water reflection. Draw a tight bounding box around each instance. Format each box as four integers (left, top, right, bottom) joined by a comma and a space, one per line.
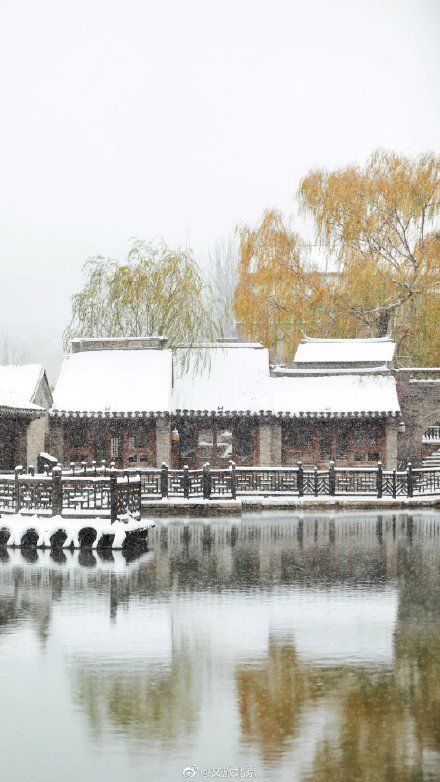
0, 512, 439, 782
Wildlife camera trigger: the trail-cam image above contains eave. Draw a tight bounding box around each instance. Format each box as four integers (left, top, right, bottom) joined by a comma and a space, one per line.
0, 405, 45, 419
49, 410, 171, 419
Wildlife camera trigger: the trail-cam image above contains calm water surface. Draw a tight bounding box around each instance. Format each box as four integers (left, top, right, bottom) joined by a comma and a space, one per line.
0, 511, 439, 782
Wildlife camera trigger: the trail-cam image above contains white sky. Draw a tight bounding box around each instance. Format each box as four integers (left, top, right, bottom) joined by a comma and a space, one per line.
0, 0, 439, 377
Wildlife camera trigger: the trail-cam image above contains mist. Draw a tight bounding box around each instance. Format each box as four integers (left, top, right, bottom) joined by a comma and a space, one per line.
0, 0, 438, 381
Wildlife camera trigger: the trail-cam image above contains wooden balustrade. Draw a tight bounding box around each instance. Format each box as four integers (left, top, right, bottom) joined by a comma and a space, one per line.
1, 461, 440, 519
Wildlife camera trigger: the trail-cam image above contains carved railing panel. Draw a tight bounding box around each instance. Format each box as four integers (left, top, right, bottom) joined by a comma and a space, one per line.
334, 469, 377, 495
316, 471, 330, 496
116, 477, 141, 515
234, 469, 300, 495
139, 471, 161, 497
382, 471, 407, 497
302, 470, 315, 495
210, 470, 232, 496
412, 468, 440, 495
0, 477, 16, 511
19, 477, 53, 511
188, 470, 203, 497
167, 470, 185, 496
61, 477, 111, 512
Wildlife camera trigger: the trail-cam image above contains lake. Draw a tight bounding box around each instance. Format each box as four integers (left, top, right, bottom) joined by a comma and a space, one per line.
0, 511, 439, 782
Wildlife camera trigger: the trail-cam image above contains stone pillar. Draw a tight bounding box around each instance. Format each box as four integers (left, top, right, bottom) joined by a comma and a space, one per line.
50, 421, 65, 465
385, 418, 398, 470
26, 414, 48, 468
17, 422, 28, 468
156, 417, 171, 467
270, 422, 282, 466
259, 422, 272, 466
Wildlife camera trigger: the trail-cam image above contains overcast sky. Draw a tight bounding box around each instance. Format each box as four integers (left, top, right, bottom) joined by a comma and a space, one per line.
0, 0, 439, 377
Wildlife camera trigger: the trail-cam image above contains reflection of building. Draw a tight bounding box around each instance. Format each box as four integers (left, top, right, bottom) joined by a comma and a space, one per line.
0, 515, 438, 781
49, 336, 403, 469
0, 365, 52, 470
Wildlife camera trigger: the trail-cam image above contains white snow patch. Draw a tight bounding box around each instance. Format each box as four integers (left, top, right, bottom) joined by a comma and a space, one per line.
271, 373, 400, 415
0, 513, 153, 549
172, 345, 272, 413
52, 349, 172, 413
0, 364, 44, 410
294, 336, 396, 364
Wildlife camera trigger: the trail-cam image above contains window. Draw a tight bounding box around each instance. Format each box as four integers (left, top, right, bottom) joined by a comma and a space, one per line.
336, 430, 348, 459
368, 451, 380, 462
71, 427, 88, 449
140, 454, 148, 463
355, 452, 367, 462
95, 436, 107, 461
128, 455, 137, 463
180, 424, 197, 460
110, 436, 121, 459
286, 427, 314, 448
217, 430, 233, 462
320, 431, 332, 460
198, 429, 214, 461
354, 427, 379, 445
130, 431, 147, 449
236, 423, 252, 459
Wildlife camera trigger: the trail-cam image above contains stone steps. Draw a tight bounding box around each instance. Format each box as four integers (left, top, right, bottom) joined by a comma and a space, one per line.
422, 448, 440, 468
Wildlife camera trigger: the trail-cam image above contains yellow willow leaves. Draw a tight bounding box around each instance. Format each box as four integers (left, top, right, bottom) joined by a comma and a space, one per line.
235, 151, 440, 365
234, 210, 329, 362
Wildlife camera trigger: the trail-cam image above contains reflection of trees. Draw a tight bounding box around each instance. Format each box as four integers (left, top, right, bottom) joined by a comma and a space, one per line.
234, 530, 440, 780
0, 515, 438, 779
394, 540, 440, 754
236, 643, 436, 779
309, 672, 421, 782
70, 643, 202, 743
236, 640, 310, 762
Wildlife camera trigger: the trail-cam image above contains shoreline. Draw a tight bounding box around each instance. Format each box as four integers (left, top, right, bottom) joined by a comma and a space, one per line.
140, 496, 440, 516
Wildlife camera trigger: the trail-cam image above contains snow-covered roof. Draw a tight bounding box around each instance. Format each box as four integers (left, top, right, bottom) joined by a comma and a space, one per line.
50, 341, 400, 419
294, 336, 396, 365
172, 344, 272, 414
51, 349, 172, 415
271, 373, 400, 417
0, 364, 45, 413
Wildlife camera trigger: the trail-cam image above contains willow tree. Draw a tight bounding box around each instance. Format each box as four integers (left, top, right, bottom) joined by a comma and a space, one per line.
234, 210, 328, 362
64, 239, 220, 360
299, 150, 440, 365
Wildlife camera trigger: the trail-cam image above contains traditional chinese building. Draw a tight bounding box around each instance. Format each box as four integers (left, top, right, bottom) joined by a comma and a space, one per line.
0, 364, 52, 470
49, 336, 402, 469
49, 338, 172, 469
271, 336, 400, 469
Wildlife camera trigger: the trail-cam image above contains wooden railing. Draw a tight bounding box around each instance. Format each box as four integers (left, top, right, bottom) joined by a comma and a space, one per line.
59, 460, 440, 500
1, 461, 440, 519
0, 465, 141, 521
